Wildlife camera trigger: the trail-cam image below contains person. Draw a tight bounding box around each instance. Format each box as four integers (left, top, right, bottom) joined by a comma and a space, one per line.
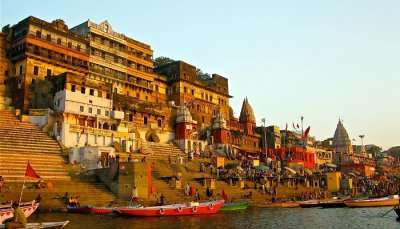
0, 176, 4, 192
206, 186, 213, 198
221, 190, 228, 202
62, 192, 69, 205
5, 202, 27, 229
184, 183, 190, 196
35, 194, 42, 203
130, 186, 139, 205
159, 194, 166, 206
127, 154, 132, 162
195, 189, 200, 201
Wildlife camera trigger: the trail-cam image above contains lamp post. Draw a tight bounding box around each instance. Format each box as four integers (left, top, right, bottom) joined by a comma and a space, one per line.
359, 134, 365, 155
261, 118, 267, 155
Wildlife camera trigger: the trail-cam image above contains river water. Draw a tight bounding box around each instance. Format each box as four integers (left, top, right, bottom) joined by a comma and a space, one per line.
31, 207, 399, 229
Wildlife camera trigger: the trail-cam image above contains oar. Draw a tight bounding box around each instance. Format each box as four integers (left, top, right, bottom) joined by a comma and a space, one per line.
381, 207, 395, 217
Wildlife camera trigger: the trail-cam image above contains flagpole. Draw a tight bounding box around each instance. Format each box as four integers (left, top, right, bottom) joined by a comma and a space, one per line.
18, 177, 26, 206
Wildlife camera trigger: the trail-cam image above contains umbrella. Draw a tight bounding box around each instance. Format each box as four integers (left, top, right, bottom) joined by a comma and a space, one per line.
256, 165, 270, 171
284, 167, 297, 174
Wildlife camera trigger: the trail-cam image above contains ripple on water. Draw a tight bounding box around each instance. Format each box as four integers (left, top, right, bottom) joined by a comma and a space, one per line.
29, 207, 400, 229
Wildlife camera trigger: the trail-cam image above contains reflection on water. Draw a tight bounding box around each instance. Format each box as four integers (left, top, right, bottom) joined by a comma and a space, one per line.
30, 207, 399, 229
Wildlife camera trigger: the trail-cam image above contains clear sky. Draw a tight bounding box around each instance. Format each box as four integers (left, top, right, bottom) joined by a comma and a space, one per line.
1, 0, 399, 149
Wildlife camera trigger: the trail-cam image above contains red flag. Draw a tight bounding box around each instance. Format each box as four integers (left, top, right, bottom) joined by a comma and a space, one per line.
303, 126, 311, 139
25, 162, 40, 179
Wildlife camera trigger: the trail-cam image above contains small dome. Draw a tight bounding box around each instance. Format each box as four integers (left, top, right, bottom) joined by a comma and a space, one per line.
212, 112, 227, 129
176, 105, 192, 123
239, 97, 256, 123
333, 119, 353, 154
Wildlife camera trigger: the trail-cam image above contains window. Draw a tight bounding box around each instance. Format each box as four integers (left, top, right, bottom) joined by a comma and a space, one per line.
46, 34, 51, 41
202, 116, 205, 122
210, 96, 213, 102
33, 66, 39, 76
106, 93, 111, 99
80, 106, 84, 112
89, 89, 94, 96
144, 117, 148, 125
98, 90, 102, 97
155, 85, 159, 92
97, 109, 101, 115
36, 31, 41, 38
68, 42, 72, 48
81, 87, 86, 94
184, 87, 187, 93
191, 89, 194, 95
47, 69, 51, 76
88, 107, 92, 113
19, 66, 22, 75
105, 110, 109, 116
158, 119, 162, 127
57, 38, 61, 45
129, 114, 133, 122
77, 44, 81, 51
71, 85, 76, 92
145, 96, 148, 101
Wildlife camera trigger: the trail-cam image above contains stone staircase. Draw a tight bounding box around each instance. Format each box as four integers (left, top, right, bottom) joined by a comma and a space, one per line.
0, 110, 70, 181
140, 141, 186, 160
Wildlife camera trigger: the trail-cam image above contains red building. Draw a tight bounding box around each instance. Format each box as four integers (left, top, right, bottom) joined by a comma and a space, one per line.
268, 147, 316, 169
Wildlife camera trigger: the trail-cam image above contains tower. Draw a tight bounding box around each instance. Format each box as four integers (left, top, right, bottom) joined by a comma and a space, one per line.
239, 97, 256, 135
333, 119, 353, 155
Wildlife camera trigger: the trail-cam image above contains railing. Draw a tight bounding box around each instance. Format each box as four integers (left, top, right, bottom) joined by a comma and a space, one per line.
26, 46, 88, 69
27, 32, 88, 53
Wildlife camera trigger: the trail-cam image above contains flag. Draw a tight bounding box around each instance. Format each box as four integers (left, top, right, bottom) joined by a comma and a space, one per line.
296, 123, 300, 129
292, 123, 296, 129
303, 126, 311, 139
285, 123, 288, 132
25, 162, 40, 179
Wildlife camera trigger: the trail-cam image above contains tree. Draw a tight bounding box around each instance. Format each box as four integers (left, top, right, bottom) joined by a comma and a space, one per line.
154, 56, 175, 68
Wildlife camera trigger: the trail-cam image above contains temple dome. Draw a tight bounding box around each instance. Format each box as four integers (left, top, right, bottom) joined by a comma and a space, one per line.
333, 119, 353, 154
239, 97, 256, 123
176, 105, 193, 123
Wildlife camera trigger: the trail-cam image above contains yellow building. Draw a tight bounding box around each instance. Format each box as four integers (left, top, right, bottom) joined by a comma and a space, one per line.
2, 17, 89, 112
326, 171, 341, 193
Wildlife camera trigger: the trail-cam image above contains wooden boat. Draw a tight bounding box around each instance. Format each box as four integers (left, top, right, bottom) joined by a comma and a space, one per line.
344, 195, 400, 208
0, 220, 69, 229
320, 199, 346, 208
115, 200, 224, 217
299, 200, 321, 208
66, 205, 92, 214
254, 201, 299, 208
90, 207, 114, 215
0, 201, 39, 224
220, 202, 248, 211
394, 206, 400, 217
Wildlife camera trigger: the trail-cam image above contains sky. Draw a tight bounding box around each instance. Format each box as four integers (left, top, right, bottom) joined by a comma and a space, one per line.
1, 0, 399, 149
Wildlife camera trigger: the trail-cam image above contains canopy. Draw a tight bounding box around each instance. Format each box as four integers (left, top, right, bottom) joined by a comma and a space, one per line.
284, 167, 297, 174
304, 168, 313, 175
326, 163, 337, 168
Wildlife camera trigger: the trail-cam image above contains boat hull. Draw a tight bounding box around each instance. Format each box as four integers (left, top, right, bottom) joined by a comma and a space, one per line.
220, 202, 248, 211
0, 201, 39, 224
344, 197, 399, 208
254, 201, 299, 208
299, 200, 321, 208
66, 206, 92, 214
320, 200, 346, 208
91, 207, 114, 215
394, 207, 400, 217
115, 200, 224, 217
0, 220, 69, 229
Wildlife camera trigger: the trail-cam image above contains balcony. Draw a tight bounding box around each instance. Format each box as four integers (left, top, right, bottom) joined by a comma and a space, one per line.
111, 110, 124, 119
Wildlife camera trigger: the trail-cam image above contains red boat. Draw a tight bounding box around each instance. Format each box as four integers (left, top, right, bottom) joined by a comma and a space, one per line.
115, 200, 224, 217
90, 207, 114, 215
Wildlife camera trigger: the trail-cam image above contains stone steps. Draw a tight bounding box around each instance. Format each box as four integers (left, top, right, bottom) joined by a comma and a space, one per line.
0, 109, 70, 181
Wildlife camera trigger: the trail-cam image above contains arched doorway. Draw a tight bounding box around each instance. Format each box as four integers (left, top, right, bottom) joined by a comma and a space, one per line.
145, 130, 160, 143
